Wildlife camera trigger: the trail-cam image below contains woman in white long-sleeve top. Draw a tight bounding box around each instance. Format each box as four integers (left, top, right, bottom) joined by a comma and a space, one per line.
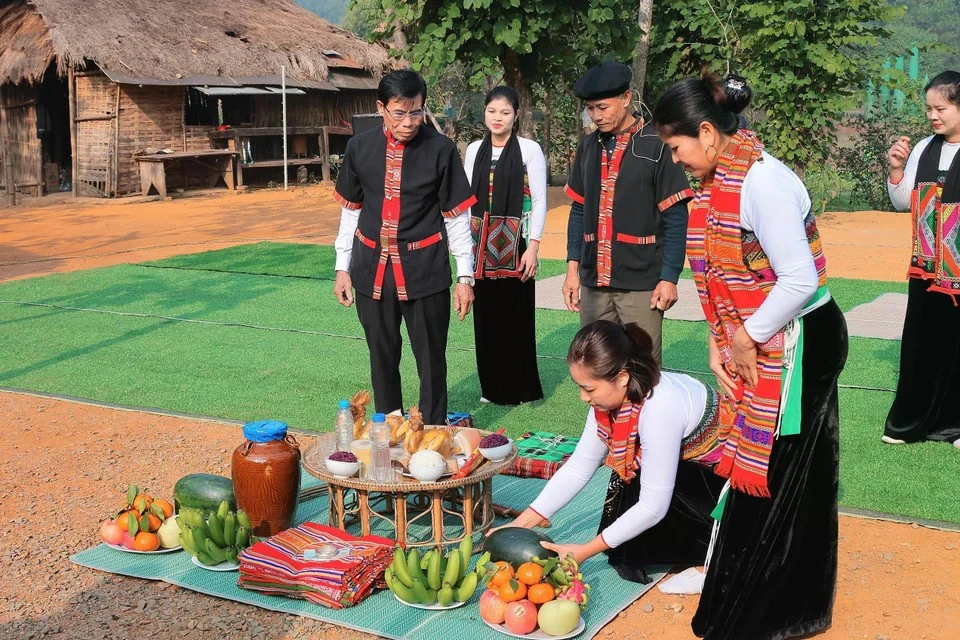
495, 320, 727, 584
651, 72, 848, 640
884, 71, 960, 448
463, 86, 547, 405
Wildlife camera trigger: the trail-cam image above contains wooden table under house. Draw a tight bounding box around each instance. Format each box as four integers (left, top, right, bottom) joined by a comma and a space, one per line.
135, 150, 238, 199
208, 126, 352, 185
302, 432, 518, 552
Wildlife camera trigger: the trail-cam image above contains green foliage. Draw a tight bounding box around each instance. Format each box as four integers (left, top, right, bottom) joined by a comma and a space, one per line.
870, 0, 960, 76
379, 0, 640, 93
648, 0, 898, 171
342, 0, 384, 37
835, 102, 930, 211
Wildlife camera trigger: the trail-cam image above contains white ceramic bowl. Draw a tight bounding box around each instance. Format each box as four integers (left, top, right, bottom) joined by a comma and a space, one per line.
478, 439, 513, 462
409, 463, 446, 482
325, 457, 361, 478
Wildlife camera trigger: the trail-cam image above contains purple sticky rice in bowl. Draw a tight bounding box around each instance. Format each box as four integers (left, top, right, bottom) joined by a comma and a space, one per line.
480, 433, 509, 448
329, 451, 358, 463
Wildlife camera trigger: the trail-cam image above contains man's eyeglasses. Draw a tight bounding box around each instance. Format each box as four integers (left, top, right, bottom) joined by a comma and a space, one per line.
387, 110, 425, 122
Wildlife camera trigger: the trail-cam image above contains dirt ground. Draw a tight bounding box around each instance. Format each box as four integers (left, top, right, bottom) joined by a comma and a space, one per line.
0, 186, 953, 640
1, 184, 911, 282
0, 391, 956, 640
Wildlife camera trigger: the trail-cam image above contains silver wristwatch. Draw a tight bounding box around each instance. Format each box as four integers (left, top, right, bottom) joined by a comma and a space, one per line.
457, 276, 475, 287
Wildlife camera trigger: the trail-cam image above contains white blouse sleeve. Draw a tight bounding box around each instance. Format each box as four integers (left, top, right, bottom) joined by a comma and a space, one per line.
463, 140, 480, 187
528, 411, 608, 520
888, 136, 931, 211
740, 157, 819, 344
522, 138, 548, 241
598, 398, 686, 548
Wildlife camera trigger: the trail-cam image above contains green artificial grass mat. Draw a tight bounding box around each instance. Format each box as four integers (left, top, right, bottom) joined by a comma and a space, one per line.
0, 242, 955, 524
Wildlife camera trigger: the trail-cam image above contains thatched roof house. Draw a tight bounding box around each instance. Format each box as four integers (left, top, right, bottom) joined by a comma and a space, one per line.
0, 0, 390, 198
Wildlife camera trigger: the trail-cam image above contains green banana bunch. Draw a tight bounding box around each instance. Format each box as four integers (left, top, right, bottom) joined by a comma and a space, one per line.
217, 500, 230, 520
206, 512, 226, 546
385, 542, 480, 606
222, 512, 237, 547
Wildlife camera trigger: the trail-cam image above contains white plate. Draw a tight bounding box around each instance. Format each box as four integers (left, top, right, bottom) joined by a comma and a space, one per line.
482, 617, 585, 639
105, 543, 182, 554
392, 592, 467, 610
191, 555, 239, 572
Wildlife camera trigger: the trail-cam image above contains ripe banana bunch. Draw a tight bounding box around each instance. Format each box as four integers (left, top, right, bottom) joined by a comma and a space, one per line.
385, 537, 481, 606
177, 501, 254, 566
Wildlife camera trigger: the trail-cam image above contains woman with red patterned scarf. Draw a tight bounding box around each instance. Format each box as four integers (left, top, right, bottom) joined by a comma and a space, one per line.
493, 320, 728, 585
652, 73, 848, 640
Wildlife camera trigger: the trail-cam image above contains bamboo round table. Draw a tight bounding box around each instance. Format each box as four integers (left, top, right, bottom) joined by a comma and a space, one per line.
302, 432, 517, 552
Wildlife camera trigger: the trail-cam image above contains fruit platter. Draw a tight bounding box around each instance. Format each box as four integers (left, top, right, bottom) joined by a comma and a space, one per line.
476, 528, 591, 638
99, 484, 181, 553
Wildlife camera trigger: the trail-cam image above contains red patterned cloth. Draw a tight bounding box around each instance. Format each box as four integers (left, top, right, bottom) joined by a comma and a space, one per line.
688, 130, 827, 497
238, 522, 394, 609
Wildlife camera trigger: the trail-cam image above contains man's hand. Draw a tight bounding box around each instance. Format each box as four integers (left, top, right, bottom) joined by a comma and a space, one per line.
562, 262, 581, 312
453, 282, 474, 321
334, 270, 354, 307
650, 280, 678, 311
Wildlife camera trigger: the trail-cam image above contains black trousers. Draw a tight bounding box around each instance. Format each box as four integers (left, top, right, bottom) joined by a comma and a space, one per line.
885, 278, 960, 443
473, 276, 543, 405
354, 262, 450, 425
693, 300, 848, 640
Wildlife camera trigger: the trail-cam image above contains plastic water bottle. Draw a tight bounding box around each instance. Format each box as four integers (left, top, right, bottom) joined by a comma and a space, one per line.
368, 413, 392, 481
335, 400, 353, 452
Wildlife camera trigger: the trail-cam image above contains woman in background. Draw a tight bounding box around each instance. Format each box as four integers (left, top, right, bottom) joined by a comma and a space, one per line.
463, 86, 547, 405
884, 70, 960, 448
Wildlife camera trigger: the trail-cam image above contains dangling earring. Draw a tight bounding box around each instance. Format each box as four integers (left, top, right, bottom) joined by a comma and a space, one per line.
705, 144, 719, 161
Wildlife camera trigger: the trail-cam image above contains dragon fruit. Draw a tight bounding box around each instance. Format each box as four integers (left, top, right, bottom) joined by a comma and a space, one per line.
557, 578, 591, 610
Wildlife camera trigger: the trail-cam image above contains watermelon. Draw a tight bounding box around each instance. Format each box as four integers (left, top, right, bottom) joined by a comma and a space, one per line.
484, 527, 557, 567
173, 473, 236, 514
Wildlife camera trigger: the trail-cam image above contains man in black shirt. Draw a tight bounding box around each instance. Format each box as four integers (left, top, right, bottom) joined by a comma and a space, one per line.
563, 62, 692, 363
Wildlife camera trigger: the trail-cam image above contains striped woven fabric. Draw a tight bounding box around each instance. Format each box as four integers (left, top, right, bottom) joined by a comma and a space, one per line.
373, 132, 407, 300
593, 402, 644, 481
238, 522, 394, 609
688, 130, 827, 497
595, 120, 643, 287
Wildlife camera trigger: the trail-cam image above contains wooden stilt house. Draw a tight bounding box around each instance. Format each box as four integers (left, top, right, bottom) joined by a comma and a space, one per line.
0, 0, 389, 198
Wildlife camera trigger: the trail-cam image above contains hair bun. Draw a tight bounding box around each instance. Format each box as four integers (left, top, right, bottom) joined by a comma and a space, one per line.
723, 74, 752, 114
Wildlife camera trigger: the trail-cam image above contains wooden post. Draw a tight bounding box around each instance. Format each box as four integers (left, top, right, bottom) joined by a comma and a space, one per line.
68, 68, 78, 197
282, 65, 288, 191
542, 91, 552, 187
110, 84, 119, 197
3, 139, 15, 207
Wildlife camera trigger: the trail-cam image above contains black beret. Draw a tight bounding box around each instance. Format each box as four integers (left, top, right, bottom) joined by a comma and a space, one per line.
573, 62, 632, 100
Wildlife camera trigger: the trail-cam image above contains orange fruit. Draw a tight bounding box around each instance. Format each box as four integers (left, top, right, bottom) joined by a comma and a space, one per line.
133, 494, 153, 515
145, 513, 163, 533
115, 509, 136, 532
132, 531, 160, 552
528, 582, 556, 604
516, 562, 543, 586
490, 561, 515, 588
153, 499, 174, 520
498, 579, 527, 603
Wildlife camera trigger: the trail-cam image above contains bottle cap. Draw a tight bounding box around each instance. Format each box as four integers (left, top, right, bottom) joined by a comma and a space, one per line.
338, 400, 350, 410
372, 413, 386, 422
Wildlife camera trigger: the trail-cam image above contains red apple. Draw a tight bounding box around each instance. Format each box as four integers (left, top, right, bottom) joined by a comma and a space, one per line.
120, 530, 136, 550
479, 589, 507, 625
504, 599, 538, 635
100, 519, 125, 546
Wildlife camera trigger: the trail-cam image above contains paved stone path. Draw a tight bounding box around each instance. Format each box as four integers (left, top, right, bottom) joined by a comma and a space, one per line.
535, 275, 908, 340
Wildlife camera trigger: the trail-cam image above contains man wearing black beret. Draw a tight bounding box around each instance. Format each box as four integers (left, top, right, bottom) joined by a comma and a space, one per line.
562, 62, 692, 364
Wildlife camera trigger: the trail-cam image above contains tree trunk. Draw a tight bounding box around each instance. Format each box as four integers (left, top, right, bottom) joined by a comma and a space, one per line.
542, 91, 552, 186
502, 49, 535, 138
631, 0, 655, 102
